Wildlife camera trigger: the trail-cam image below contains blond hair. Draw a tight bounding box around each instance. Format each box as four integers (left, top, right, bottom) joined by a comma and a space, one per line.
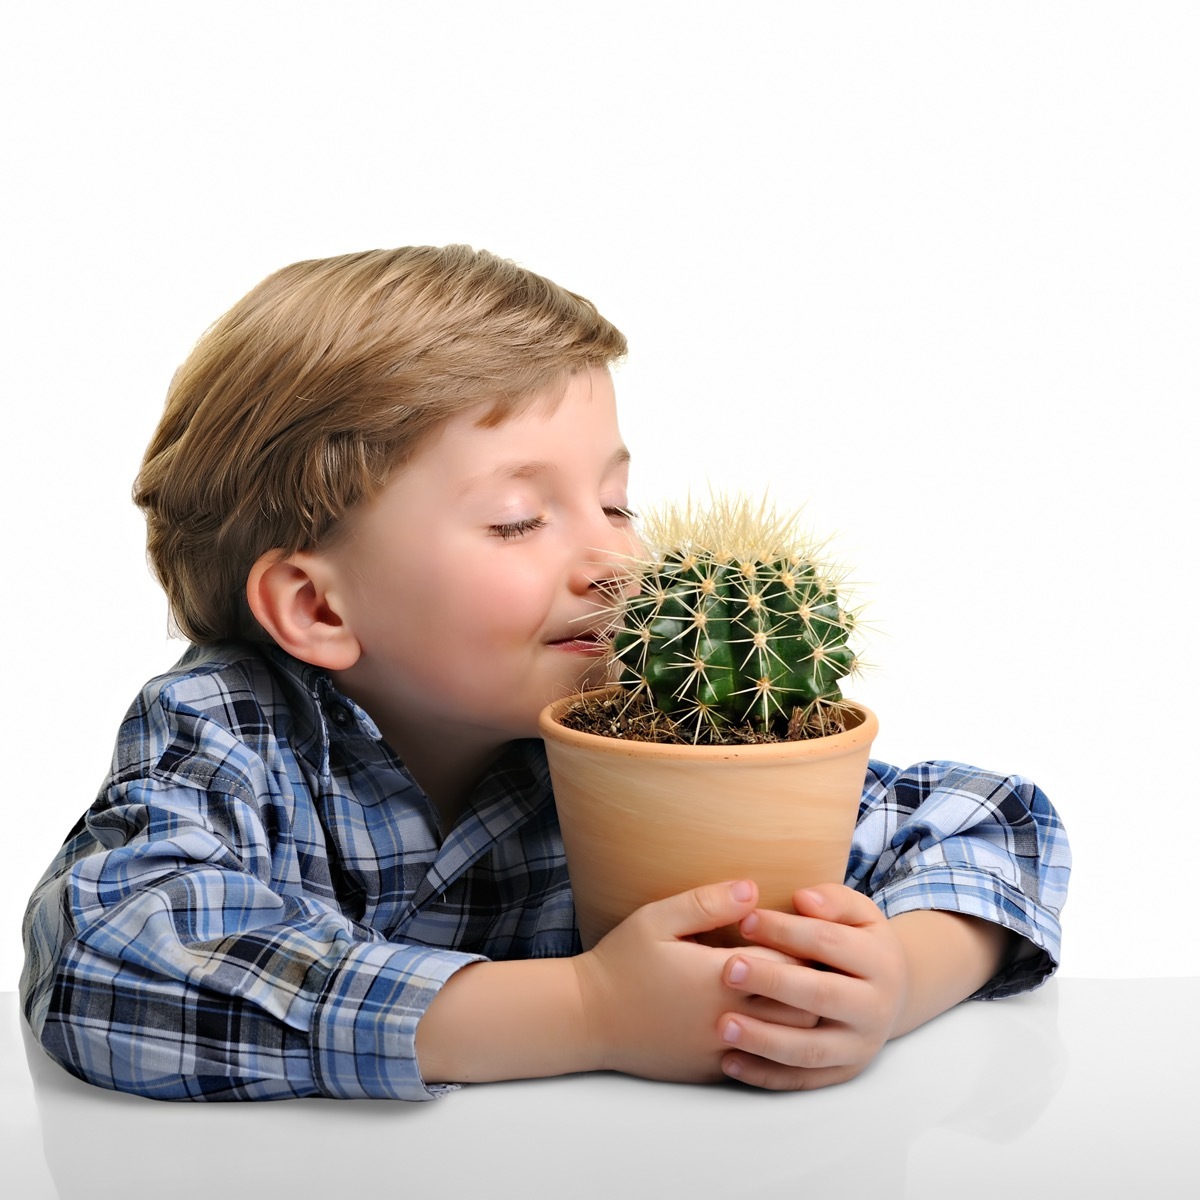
134, 245, 628, 642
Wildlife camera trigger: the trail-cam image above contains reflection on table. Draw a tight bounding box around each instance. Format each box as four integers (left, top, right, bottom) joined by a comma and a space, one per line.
4, 979, 1198, 1199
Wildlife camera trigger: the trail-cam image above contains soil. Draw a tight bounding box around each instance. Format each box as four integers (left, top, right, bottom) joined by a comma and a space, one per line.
555, 689, 853, 746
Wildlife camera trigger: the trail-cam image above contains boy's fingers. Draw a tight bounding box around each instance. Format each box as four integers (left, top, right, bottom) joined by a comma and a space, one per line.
642, 880, 760, 940
740, 911, 863, 978
719, 1012, 862, 1076
737, 889, 885, 978
724, 950, 858, 1021
791, 884, 886, 927
740, 993, 822, 1029
722, 1048, 862, 1093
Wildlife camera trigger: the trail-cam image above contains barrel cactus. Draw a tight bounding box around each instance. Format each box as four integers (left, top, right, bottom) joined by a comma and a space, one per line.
606, 494, 863, 744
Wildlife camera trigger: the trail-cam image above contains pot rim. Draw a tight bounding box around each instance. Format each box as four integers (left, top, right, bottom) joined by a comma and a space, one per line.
537, 686, 878, 763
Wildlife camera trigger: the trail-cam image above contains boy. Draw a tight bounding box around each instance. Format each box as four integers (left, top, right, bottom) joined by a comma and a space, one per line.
20, 246, 1070, 1100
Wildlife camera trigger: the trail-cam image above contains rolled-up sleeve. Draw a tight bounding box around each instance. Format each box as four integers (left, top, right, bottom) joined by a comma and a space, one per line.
312, 940, 480, 1099
846, 760, 1071, 998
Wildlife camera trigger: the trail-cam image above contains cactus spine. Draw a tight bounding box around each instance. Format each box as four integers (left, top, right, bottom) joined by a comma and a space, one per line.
609, 495, 861, 742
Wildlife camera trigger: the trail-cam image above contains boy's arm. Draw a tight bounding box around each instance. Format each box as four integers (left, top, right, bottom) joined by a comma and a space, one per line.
712, 759, 1070, 1090
417, 880, 785, 1086
20, 681, 494, 1103
416, 957, 593, 1083
887, 907, 1016, 1037
20, 792, 488, 1102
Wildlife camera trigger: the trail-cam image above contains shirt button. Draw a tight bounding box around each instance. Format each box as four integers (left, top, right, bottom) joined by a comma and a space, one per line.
329, 705, 352, 729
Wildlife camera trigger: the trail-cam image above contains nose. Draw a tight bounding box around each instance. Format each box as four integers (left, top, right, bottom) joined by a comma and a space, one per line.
571, 511, 642, 599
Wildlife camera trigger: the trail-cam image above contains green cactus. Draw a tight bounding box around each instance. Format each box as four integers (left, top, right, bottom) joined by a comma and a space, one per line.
607, 495, 862, 743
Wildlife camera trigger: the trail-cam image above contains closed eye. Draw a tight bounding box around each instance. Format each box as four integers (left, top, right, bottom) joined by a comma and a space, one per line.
489, 516, 549, 541
605, 506, 638, 521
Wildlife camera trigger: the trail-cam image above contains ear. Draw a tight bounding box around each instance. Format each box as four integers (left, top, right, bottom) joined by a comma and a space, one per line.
246, 550, 362, 672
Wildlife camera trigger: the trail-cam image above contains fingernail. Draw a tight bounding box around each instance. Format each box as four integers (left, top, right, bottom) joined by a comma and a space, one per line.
799, 888, 824, 909
723, 1057, 743, 1078
730, 880, 754, 902
740, 912, 759, 935
727, 957, 748, 985
722, 1018, 742, 1044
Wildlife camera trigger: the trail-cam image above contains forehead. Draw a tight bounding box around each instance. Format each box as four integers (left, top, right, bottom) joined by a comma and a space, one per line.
408, 369, 624, 487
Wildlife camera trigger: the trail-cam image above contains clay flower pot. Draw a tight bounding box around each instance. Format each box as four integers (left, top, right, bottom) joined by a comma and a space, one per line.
538, 687, 878, 949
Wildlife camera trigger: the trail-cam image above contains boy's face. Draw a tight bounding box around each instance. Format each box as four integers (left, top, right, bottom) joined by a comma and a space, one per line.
325, 366, 637, 751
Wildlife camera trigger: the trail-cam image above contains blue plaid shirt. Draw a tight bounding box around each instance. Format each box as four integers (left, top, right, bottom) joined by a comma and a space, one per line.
21, 642, 1070, 1102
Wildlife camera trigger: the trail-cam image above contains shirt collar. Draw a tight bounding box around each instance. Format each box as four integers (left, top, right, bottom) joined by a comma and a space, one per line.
256, 644, 552, 813
252, 643, 382, 779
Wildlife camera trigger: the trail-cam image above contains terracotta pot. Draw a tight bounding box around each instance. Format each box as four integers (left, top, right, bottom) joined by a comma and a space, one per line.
538, 687, 879, 949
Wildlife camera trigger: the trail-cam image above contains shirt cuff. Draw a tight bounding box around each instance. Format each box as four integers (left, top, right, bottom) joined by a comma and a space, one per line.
870, 864, 1064, 1000
310, 940, 486, 1100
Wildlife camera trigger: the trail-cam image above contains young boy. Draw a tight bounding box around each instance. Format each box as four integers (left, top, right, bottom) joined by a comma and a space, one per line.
20, 245, 1070, 1101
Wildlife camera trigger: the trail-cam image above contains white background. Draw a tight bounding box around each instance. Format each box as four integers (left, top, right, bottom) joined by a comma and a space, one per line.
2, 1, 1196, 989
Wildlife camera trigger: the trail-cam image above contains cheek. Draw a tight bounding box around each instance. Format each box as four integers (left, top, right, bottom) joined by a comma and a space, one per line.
370, 547, 556, 657
472, 560, 557, 634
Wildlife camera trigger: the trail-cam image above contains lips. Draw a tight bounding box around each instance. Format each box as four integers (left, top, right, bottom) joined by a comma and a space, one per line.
546, 630, 610, 656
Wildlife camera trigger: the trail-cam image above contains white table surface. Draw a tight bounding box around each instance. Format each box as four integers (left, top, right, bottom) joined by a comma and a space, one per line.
3, 980, 1197, 1199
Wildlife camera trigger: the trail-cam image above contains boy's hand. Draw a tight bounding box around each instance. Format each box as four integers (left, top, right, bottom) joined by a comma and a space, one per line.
717, 884, 910, 1091
572, 880, 814, 1084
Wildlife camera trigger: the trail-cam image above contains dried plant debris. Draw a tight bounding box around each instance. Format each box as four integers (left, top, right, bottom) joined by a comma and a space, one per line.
557, 689, 857, 746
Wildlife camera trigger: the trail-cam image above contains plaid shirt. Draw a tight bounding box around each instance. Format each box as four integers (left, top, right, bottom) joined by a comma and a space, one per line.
21, 642, 1070, 1102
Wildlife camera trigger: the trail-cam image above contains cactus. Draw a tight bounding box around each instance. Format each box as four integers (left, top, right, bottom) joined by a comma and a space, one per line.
606, 494, 862, 743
